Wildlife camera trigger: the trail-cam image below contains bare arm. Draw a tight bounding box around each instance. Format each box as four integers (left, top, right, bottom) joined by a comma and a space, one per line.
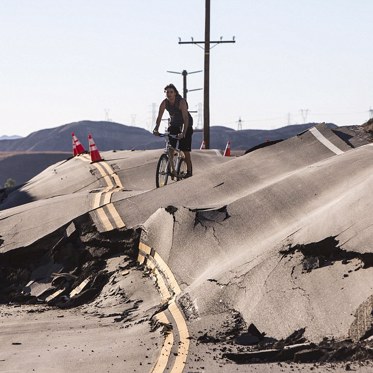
153, 100, 166, 133
179, 99, 189, 137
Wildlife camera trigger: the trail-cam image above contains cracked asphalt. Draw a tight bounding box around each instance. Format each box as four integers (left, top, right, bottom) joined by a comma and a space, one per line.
1, 123, 373, 372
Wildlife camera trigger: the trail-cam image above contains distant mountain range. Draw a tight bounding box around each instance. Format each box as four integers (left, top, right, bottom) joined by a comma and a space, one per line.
4, 120, 369, 189
0, 120, 337, 152
0, 135, 22, 141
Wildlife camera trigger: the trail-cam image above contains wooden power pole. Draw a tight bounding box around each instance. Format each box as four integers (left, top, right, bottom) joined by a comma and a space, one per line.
179, 0, 235, 149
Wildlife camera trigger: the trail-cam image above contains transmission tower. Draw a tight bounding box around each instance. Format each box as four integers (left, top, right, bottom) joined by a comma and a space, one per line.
237, 117, 242, 131
178, 0, 235, 149
152, 103, 157, 127
104, 108, 112, 122
300, 109, 309, 123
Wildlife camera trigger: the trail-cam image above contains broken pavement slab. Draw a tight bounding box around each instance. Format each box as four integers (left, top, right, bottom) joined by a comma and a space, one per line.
349, 294, 373, 342
1, 125, 373, 371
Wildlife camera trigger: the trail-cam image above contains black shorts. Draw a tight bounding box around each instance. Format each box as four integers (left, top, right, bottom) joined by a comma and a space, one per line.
168, 124, 193, 151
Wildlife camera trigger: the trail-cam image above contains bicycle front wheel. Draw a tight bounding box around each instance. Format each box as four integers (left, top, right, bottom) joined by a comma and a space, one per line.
176, 158, 188, 180
156, 154, 170, 188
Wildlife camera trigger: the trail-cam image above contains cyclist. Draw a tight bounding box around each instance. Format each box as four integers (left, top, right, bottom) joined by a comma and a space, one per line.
153, 83, 193, 178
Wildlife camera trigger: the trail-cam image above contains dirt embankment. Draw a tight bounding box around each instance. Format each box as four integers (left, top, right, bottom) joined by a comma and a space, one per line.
0, 151, 70, 187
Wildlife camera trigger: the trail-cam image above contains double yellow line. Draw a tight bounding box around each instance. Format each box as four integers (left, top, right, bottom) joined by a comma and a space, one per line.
77, 154, 190, 372
138, 242, 190, 373
78, 154, 125, 230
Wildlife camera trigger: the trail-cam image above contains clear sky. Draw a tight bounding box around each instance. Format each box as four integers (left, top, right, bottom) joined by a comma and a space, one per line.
1, 0, 372, 136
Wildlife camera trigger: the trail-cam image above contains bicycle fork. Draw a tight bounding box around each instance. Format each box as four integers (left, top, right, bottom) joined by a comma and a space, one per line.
167, 148, 177, 175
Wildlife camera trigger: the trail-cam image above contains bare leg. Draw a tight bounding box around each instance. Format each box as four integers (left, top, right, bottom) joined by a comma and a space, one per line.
184, 151, 192, 174
168, 147, 176, 178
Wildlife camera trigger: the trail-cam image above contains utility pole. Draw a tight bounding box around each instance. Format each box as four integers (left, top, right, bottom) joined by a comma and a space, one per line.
204, 0, 211, 148
369, 107, 373, 119
179, 0, 235, 149
166, 69, 202, 99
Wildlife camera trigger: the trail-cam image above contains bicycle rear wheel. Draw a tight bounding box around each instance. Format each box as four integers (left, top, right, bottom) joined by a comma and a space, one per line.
176, 158, 188, 180
156, 154, 170, 188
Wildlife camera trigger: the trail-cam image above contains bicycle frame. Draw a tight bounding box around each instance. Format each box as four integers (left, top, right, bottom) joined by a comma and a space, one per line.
161, 132, 183, 169
155, 132, 187, 187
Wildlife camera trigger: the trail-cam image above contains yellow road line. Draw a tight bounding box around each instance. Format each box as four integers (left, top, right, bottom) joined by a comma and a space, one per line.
169, 300, 190, 373
76, 156, 126, 230
153, 265, 172, 301
100, 161, 123, 188
138, 242, 151, 263
96, 207, 114, 231
93, 161, 114, 188
45, 288, 65, 303
69, 276, 92, 297
78, 155, 188, 371
112, 173, 123, 188
154, 252, 181, 295
137, 252, 146, 265
138, 242, 190, 373
106, 203, 126, 229
139, 242, 152, 255
91, 187, 112, 210
92, 192, 102, 210
151, 312, 174, 373
102, 190, 113, 205
78, 154, 91, 162
145, 256, 171, 301
76, 156, 121, 190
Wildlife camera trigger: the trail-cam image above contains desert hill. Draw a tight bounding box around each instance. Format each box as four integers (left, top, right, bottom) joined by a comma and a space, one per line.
0, 152, 70, 188
0, 120, 336, 152
3, 119, 371, 188
0, 120, 337, 187
0, 121, 160, 152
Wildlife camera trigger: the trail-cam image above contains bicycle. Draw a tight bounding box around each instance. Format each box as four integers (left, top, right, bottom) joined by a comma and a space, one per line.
155, 132, 188, 188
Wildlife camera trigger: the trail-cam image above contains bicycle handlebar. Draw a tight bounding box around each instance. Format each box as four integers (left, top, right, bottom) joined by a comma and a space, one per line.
157, 132, 179, 139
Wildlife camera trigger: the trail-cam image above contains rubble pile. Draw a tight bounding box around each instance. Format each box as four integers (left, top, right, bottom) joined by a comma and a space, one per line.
0, 214, 140, 309
222, 327, 373, 364
280, 237, 373, 273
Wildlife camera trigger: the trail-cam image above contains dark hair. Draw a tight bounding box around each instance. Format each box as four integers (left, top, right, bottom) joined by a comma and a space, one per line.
164, 83, 180, 96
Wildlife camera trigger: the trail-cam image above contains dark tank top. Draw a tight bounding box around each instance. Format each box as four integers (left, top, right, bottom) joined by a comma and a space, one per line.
165, 95, 193, 126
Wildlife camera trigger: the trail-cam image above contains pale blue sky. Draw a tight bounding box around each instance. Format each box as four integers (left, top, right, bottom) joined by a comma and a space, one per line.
1, 0, 372, 136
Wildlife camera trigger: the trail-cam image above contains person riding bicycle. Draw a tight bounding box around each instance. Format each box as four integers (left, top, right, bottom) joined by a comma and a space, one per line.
153, 83, 193, 178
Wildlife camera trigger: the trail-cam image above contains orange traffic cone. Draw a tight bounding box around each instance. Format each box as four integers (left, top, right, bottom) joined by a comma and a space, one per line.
72, 132, 86, 155
200, 140, 206, 150
223, 140, 231, 157
88, 134, 102, 162
72, 137, 78, 156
